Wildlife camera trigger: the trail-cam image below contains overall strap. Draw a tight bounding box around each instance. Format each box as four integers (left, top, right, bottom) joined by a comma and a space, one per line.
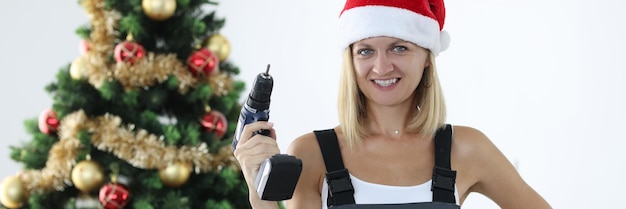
432, 124, 458, 204
314, 129, 355, 207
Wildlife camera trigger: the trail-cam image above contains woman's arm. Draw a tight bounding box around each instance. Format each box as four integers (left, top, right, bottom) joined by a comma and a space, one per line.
455, 126, 552, 209
285, 132, 326, 209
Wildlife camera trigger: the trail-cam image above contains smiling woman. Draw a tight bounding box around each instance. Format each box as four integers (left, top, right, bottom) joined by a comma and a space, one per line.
232, 0, 552, 209
350, 37, 430, 117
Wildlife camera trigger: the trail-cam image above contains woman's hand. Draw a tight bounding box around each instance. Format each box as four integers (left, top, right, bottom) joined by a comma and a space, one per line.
233, 121, 280, 209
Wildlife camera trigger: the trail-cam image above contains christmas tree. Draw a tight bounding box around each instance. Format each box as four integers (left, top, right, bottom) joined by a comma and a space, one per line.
0, 0, 251, 208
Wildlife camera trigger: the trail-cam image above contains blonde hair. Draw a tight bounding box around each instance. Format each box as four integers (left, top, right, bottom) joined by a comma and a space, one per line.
337, 48, 446, 148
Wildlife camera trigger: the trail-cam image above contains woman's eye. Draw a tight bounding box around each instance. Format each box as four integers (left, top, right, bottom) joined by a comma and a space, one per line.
357, 49, 374, 56
392, 46, 408, 52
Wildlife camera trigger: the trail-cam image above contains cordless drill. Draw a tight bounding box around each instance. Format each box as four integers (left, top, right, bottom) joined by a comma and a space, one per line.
232, 64, 303, 201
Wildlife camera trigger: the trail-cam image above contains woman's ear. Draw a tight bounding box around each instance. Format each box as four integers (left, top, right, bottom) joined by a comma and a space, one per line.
424, 53, 431, 68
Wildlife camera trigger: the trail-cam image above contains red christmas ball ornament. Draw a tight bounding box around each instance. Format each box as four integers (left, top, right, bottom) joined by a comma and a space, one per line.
98, 183, 130, 209
38, 108, 59, 134
201, 110, 228, 138
114, 41, 146, 64
187, 48, 219, 76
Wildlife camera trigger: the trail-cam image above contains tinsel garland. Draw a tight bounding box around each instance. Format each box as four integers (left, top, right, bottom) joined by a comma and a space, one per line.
17, 0, 240, 196
207, 71, 234, 96
20, 110, 238, 194
103, 52, 199, 93
81, 0, 117, 57
80, 0, 233, 94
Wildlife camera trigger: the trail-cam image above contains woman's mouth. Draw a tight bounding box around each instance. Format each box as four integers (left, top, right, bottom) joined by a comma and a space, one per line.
373, 78, 399, 87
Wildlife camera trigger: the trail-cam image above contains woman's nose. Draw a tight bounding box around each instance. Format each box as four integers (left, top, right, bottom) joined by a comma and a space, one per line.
372, 52, 393, 75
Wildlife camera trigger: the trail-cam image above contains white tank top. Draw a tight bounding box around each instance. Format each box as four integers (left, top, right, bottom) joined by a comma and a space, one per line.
321, 174, 459, 209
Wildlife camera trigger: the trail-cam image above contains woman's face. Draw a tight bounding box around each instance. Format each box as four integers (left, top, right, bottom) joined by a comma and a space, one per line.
351, 36, 430, 106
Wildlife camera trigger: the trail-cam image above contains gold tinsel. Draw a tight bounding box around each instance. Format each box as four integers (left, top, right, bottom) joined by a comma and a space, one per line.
81, 0, 118, 56
108, 52, 198, 93
87, 111, 238, 172
20, 112, 88, 194
79, 0, 229, 94
17, 0, 241, 195
20, 110, 238, 195
208, 72, 235, 96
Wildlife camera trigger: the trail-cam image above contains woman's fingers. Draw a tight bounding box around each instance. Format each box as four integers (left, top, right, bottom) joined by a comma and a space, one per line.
233, 121, 280, 182
235, 121, 275, 149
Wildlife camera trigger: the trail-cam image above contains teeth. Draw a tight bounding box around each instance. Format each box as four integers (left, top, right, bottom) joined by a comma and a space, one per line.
373, 78, 398, 87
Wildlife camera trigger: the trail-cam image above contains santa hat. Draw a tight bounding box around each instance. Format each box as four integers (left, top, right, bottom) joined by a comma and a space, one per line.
337, 0, 450, 56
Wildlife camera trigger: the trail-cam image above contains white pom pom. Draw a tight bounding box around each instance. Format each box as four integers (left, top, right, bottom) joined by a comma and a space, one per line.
440, 30, 451, 52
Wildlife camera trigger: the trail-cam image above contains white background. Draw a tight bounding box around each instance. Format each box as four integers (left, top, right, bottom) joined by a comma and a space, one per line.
1, 0, 625, 208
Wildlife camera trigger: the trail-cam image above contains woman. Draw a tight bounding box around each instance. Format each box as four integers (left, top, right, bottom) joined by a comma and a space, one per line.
234, 0, 552, 208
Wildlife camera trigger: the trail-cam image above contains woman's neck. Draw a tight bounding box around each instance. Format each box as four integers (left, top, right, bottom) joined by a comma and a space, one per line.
365, 100, 417, 138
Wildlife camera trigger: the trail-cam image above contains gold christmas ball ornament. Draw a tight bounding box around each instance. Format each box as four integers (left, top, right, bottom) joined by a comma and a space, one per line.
159, 162, 192, 187
71, 160, 105, 193
0, 175, 27, 209
70, 56, 88, 80
142, 0, 177, 21
205, 34, 231, 61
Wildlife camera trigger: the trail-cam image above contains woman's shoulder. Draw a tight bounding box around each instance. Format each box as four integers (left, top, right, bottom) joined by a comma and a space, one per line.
287, 131, 320, 156
449, 125, 552, 208
451, 125, 491, 148
449, 125, 500, 165
286, 127, 341, 167
287, 127, 340, 155
451, 125, 487, 141
286, 128, 334, 195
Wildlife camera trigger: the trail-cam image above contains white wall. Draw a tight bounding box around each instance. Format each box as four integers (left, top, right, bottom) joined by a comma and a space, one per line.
1, 0, 625, 208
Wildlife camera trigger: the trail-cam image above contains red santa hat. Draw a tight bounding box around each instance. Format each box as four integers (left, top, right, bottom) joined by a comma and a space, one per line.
338, 0, 450, 56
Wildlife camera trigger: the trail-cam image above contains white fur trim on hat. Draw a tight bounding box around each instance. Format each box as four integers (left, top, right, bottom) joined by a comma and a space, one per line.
440, 30, 450, 52
338, 5, 446, 56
